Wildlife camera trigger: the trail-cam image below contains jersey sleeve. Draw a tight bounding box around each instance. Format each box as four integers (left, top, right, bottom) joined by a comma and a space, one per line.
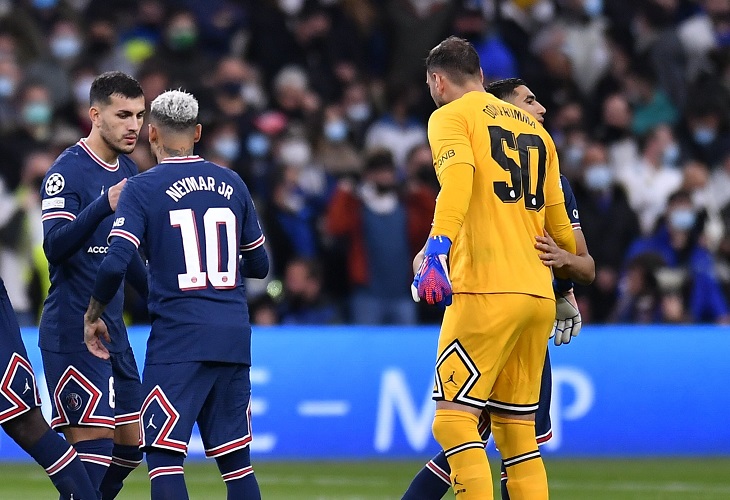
238, 180, 265, 253
428, 105, 475, 181
543, 132, 564, 208
41, 163, 113, 264
107, 177, 146, 250
560, 175, 581, 230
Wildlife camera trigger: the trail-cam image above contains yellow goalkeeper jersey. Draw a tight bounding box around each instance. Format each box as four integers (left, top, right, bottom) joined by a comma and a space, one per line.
428, 91, 571, 299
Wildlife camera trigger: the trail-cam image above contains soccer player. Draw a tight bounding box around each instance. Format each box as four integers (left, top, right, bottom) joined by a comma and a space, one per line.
83, 89, 268, 500
0, 275, 97, 499
413, 37, 577, 499
39, 71, 148, 499
404, 78, 595, 499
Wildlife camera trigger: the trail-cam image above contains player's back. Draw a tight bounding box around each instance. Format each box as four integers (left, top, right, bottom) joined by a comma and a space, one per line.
117, 157, 260, 364
429, 92, 564, 299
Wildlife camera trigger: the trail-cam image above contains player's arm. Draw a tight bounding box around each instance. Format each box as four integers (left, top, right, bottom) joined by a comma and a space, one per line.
84, 238, 138, 359
542, 139, 576, 279
238, 177, 269, 279
415, 108, 474, 306
125, 251, 148, 300
536, 229, 594, 285
43, 176, 127, 265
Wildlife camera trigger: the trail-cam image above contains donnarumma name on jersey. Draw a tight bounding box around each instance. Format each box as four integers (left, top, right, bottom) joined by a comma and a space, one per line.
165, 176, 234, 202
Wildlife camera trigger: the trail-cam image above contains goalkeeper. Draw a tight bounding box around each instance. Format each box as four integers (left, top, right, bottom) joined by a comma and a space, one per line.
404, 78, 595, 499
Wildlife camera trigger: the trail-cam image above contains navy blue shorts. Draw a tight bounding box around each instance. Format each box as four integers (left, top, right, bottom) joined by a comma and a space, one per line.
42, 347, 142, 430
140, 361, 252, 458
0, 287, 41, 425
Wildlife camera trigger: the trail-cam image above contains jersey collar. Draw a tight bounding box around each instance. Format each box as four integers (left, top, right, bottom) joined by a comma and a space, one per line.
160, 156, 204, 164
78, 139, 120, 172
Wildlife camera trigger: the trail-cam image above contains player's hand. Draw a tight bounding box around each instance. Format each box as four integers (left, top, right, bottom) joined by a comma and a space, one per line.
84, 316, 111, 359
551, 289, 582, 346
107, 178, 128, 211
536, 230, 571, 270
416, 235, 452, 306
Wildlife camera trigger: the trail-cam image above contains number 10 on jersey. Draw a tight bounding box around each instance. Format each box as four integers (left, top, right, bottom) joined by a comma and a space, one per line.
170, 207, 238, 291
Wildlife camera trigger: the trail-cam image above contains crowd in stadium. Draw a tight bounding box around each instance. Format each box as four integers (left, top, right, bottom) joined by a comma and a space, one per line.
1, 0, 730, 326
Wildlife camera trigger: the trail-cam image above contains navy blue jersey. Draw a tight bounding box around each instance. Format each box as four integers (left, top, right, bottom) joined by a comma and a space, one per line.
560, 174, 581, 229
107, 157, 265, 365
40, 140, 138, 353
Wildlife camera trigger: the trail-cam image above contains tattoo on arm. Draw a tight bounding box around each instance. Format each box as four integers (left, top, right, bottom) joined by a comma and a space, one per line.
85, 297, 107, 323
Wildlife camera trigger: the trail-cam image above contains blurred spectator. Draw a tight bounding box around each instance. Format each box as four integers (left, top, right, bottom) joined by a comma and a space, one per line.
623, 61, 678, 136
624, 190, 730, 323
0, 80, 54, 190
278, 257, 340, 324
272, 64, 320, 129
610, 253, 665, 323
341, 80, 374, 149
599, 92, 640, 170
84, 15, 136, 76
619, 125, 683, 235
250, 293, 280, 326
679, 80, 730, 168
573, 141, 640, 323
325, 149, 416, 324
313, 104, 362, 179
364, 83, 427, 174
0, 57, 21, 133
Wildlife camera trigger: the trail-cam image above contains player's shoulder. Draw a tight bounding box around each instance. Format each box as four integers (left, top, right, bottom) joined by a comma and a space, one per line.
46, 143, 84, 175
118, 154, 139, 175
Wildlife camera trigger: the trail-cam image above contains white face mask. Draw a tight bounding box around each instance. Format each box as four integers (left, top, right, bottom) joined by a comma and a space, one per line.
51, 35, 82, 60
278, 0, 304, 15
584, 164, 613, 191
279, 140, 311, 167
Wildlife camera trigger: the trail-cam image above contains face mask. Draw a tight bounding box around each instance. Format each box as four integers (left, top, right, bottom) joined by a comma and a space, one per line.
346, 103, 371, 122
73, 76, 94, 104
669, 208, 696, 231
663, 143, 680, 166
32, 0, 57, 8
51, 35, 81, 60
278, 0, 305, 16
564, 144, 584, 168
693, 127, 716, 145
584, 0, 603, 18
584, 164, 613, 191
279, 140, 311, 167
0, 76, 14, 97
167, 29, 197, 51
213, 136, 240, 161
23, 102, 52, 125
241, 83, 266, 108
247, 133, 270, 157
324, 120, 348, 143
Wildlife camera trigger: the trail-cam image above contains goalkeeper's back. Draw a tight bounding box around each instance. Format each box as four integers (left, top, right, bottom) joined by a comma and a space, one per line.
427, 91, 575, 299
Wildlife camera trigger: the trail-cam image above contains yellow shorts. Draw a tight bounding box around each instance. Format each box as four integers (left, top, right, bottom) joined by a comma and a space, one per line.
433, 293, 554, 414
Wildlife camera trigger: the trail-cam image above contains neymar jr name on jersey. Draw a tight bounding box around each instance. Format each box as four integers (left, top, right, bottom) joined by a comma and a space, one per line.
165, 175, 235, 202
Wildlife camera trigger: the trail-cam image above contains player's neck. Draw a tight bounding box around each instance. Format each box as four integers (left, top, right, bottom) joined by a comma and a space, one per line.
160, 143, 195, 159
84, 132, 119, 164
446, 82, 486, 104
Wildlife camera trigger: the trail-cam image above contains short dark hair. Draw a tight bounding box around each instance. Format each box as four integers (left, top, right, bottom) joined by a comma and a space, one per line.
485, 78, 527, 101
89, 71, 143, 106
425, 36, 481, 86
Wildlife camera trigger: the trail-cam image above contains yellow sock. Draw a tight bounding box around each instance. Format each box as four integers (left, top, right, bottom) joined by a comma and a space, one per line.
432, 409, 492, 499
490, 414, 548, 500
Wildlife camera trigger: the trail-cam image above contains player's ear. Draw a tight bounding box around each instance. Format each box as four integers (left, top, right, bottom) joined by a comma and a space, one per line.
88, 106, 100, 126
479, 68, 484, 85
148, 123, 157, 143
193, 123, 202, 143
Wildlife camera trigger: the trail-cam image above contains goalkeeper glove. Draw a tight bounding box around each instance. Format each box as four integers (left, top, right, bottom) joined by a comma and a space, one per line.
415, 235, 453, 306
551, 289, 582, 346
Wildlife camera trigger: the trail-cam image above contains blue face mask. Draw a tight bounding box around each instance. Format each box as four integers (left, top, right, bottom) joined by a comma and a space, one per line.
0, 77, 14, 98
247, 133, 270, 158
346, 103, 371, 122
23, 102, 52, 125
33, 0, 58, 9
663, 143, 680, 166
693, 127, 716, 145
669, 208, 696, 231
584, 164, 613, 191
324, 120, 348, 143
51, 35, 81, 60
213, 136, 241, 161
584, 0, 603, 17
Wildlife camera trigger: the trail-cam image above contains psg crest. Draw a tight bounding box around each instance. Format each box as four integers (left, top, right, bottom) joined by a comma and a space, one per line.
65, 392, 82, 412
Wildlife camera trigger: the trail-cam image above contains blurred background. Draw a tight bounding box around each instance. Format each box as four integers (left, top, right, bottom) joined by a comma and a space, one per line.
1, 0, 730, 497
2, 0, 730, 327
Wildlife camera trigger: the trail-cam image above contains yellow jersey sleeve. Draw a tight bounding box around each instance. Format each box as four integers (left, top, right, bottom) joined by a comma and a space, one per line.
428, 106, 475, 180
